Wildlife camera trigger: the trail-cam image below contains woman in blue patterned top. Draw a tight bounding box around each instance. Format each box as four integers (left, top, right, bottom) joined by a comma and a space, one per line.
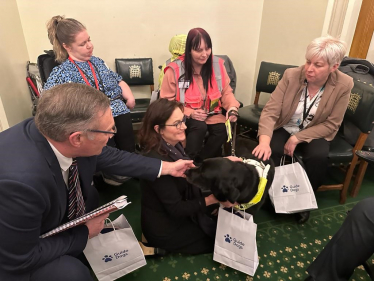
44, 15, 136, 152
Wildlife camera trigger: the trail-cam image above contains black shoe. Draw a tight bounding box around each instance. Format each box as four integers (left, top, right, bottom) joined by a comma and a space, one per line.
139, 242, 168, 257
295, 211, 310, 224
154, 247, 168, 256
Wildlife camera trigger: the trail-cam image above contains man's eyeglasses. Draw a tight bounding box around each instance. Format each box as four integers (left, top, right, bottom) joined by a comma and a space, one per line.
163, 115, 187, 129
87, 125, 117, 135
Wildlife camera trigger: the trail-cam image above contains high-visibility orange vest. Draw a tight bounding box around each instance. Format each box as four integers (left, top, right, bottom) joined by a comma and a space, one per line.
165, 55, 226, 112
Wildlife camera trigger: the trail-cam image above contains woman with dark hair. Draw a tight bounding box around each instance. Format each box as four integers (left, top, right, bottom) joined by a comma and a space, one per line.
138, 98, 237, 254
160, 28, 240, 163
44, 15, 136, 154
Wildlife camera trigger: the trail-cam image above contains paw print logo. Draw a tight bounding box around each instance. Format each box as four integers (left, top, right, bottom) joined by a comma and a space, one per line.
224, 234, 232, 243
102, 255, 113, 262
281, 185, 289, 193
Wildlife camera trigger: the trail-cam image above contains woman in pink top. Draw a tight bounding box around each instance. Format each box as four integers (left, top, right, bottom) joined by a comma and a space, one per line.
160, 28, 240, 163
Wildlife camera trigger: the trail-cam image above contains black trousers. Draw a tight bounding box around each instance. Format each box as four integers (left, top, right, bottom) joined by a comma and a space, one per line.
270, 128, 330, 191
307, 197, 374, 280
113, 113, 135, 152
146, 218, 215, 255
30, 255, 93, 281
185, 118, 227, 160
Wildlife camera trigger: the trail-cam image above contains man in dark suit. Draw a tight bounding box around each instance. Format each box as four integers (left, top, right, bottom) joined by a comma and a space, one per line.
305, 197, 374, 281
0, 83, 193, 281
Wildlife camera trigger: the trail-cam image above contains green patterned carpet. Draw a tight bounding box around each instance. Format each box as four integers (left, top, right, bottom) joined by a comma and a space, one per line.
97, 166, 374, 281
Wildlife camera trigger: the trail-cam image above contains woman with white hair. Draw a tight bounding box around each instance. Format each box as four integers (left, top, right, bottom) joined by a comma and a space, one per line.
252, 36, 354, 224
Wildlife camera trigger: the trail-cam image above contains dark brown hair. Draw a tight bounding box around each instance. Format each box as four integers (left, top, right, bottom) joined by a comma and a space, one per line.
182, 28, 213, 91
46, 15, 86, 63
138, 98, 184, 154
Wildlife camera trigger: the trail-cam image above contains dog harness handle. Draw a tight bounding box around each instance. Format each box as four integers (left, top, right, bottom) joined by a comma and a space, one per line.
225, 109, 239, 156
234, 160, 271, 211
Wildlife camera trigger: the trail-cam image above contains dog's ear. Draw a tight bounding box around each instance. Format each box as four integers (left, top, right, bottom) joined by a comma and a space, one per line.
217, 180, 241, 204
185, 167, 211, 191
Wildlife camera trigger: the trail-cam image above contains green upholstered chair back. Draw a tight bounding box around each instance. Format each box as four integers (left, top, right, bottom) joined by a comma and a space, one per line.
344, 80, 374, 133
115, 58, 154, 124
295, 79, 374, 204
253, 62, 297, 105
115, 58, 154, 86
256, 62, 297, 94
237, 61, 297, 138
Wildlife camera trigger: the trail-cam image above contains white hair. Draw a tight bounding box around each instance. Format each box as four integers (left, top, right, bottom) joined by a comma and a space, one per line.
305, 36, 347, 67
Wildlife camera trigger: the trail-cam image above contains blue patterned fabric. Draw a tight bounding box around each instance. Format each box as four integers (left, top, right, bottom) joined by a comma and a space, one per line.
44, 56, 129, 117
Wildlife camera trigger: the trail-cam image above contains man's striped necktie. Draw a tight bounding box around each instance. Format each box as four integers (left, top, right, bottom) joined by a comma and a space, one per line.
67, 158, 85, 220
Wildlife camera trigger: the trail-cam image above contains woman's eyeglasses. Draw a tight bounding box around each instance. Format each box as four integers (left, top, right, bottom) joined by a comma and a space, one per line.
163, 115, 187, 129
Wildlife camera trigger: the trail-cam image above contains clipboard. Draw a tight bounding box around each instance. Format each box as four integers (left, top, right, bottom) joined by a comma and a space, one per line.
40, 195, 130, 238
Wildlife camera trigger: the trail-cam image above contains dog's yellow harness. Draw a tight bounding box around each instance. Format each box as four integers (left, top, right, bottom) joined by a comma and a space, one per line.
234, 159, 271, 211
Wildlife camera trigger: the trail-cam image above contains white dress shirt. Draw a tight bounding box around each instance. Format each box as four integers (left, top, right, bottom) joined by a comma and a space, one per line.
48, 141, 72, 186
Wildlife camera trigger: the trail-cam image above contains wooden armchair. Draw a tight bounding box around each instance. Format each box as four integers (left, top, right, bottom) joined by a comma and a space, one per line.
295, 80, 374, 204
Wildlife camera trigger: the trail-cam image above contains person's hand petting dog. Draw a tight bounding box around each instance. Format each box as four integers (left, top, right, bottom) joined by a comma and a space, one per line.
253, 135, 301, 159
161, 159, 195, 178
225, 156, 242, 162
191, 109, 208, 121
252, 135, 272, 161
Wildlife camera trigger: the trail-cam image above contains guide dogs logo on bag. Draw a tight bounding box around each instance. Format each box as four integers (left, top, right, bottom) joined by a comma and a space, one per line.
281, 184, 300, 193
224, 234, 245, 250
102, 249, 129, 263
102, 255, 113, 262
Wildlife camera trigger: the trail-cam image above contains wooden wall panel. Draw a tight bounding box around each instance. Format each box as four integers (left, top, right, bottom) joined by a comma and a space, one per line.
349, 0, 374, 58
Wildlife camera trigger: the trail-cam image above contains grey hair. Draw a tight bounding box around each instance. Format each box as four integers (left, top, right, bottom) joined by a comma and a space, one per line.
35, 83, 110, 142
46, 15, 86, 63
305, 36, 347, 67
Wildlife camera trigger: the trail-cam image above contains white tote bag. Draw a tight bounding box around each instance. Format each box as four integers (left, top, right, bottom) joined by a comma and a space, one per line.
213, 208, 259, 276
269, 158, 318, 214
83, 215, 146, 281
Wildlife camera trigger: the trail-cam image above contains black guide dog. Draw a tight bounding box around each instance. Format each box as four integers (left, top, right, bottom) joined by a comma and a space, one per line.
185, 136, 275, 216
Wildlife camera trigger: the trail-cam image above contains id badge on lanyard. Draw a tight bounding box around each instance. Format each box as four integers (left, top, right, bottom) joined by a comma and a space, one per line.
178, 81, 190, 89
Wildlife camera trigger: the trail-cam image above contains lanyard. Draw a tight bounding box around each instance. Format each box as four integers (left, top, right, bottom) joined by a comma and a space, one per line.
194, 75, 207, 110
68, 57, 101, 90
299, 83, 325, 130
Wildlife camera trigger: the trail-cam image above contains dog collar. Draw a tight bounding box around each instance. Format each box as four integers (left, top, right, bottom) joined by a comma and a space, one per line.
234, 159, 271, 211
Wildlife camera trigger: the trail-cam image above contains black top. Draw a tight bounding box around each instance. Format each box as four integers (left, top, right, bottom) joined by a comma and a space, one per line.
140, 149, 206, 240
